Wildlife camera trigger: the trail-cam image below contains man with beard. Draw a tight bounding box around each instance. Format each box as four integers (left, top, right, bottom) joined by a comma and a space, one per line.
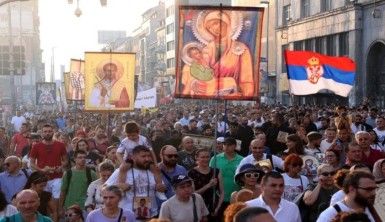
158, 145, 187, 198
29, 124, 67, 222
317, 171, 379, 222
105, 145, 163, 219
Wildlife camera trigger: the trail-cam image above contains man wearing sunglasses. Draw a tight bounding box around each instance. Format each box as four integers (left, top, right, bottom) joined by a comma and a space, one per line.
303, 164, 338, 222
317, 171, 379, 222
158, 145, 187, 198
0, 156, 30, 202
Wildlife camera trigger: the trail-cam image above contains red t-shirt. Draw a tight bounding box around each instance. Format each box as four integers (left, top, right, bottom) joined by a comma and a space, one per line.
29, 141, 67, 179
12, 133, 28, 157
362, 148, 385, 169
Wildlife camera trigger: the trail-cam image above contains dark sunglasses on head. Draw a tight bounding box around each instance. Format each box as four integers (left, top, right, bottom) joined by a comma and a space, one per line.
321, 171, 336, 177
244, 172, 259, 178
165, 154, 178, 159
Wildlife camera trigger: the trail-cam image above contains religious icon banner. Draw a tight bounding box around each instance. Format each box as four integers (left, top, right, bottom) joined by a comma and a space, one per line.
174, 6, 264, 100
84, 52, 135, 111
36, 82, 56, 105
68, 59, 85, 101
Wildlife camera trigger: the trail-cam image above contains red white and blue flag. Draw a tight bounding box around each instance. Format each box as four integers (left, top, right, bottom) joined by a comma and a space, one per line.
284, 50, 356, 97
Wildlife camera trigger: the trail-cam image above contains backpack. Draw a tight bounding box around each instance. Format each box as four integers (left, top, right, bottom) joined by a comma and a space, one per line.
266, 154, 284, 173
64, 167, 92, 193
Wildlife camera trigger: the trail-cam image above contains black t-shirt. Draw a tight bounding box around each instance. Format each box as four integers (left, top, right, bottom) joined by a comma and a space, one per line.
306, 184, 339, 222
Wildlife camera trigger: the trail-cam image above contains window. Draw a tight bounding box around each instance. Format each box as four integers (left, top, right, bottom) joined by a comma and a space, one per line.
282, 4, 291, 26
166, 41, 174, 51
167, 58, 175, 68
282, 44, 288, 73
166, 23, 174, 34
320, 0, 331, 12
304, 39, 312, 50
301, 0, 310, 18
293, 41, 303, 50
326, 35, 336, 56
315, 37, 324, 53
339, 32, 349, 56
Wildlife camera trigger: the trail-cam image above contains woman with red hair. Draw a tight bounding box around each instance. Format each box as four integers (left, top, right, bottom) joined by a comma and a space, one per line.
282, 154, 309, 202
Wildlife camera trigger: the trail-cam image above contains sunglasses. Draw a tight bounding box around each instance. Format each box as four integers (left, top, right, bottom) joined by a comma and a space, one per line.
321, 171, 336, 177
165, 154, 178, 159
244, 172, 259, 178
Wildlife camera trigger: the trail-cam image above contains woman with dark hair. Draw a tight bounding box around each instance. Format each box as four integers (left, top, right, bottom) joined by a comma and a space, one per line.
0, 190, 17, 218
325, 149, 341, 170
282, 154, 309, 202
284, 134, 305, 156
23, 171, 57, 219
65, 205, 84, 222
188, 148, 224, 220
231, 164, 264, 203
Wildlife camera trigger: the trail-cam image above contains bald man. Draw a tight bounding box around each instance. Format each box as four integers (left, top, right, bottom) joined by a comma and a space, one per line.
0, 189, 52, 222
0, 156, 30, 202
159, 145, 187, 198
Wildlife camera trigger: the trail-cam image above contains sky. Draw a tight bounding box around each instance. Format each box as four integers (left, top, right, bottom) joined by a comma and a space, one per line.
38, 0, 159, 81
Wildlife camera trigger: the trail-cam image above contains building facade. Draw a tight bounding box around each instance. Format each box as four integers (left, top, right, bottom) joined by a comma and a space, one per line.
0, 0, 43, 108
275, 0, 385, 106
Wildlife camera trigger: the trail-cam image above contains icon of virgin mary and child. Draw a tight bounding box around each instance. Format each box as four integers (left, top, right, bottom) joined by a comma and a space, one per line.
180, 10, 255, 97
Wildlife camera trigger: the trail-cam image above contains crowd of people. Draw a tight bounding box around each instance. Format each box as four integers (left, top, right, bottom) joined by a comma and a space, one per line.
0, 101, 384, 222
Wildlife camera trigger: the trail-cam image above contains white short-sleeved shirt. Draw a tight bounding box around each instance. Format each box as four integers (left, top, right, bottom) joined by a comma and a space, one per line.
246, 195, 301, 222
104, 168, 158, 217
282, 173, 309, 202
236, 153, 283, 174
117, 135, 151, 159
11, 116, 26, 132
320, 139, 333, 153
329, 190, 345, 206
159, 194, 209, 222
317, 200, 375, 222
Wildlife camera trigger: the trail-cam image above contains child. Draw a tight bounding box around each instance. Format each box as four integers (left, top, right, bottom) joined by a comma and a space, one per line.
116, 121, 167, 200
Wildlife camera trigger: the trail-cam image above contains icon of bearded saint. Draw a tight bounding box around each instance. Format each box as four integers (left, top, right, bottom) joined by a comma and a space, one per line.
306, 57, 324, 84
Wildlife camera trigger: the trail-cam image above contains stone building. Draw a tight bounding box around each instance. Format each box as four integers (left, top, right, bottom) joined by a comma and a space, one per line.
275, 0, 385, 107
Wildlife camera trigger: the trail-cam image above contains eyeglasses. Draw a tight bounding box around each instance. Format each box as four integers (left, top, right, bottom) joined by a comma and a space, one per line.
321, 171, 336, 177
357, 186, 378, 192
165, 154, 178, 159
244, 172, 259, 178
291, 163, 302, 168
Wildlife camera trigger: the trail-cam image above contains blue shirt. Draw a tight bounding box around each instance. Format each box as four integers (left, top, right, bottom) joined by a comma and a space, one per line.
0, 170, 30, 202
0, 212, 52, 222
55, 117, 66, 130
158, 163, 187, 198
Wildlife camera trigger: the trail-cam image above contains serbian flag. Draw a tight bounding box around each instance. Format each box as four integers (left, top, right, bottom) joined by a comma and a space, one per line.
284, 50, 356, 97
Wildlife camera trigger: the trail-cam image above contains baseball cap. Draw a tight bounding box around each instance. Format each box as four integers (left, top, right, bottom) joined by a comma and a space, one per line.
171, 174, 193, 187
216, 137, 225, 143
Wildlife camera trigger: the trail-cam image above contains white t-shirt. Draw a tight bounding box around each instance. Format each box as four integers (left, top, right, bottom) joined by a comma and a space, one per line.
105, 168, 158, 217
159, 194, 209, 222
0, 204, 18, 218
374, 128, 385, 144
330, 190, 345, 206
117, 135, 151, 160
317, 200, 375, 222
236, 153, 283, 174
10, 116, 26, 132
282, 173, 309, 202
320, 139, 333, 153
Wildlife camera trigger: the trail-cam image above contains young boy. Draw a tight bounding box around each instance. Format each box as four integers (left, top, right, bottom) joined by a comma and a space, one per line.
116, 121, 167, 200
